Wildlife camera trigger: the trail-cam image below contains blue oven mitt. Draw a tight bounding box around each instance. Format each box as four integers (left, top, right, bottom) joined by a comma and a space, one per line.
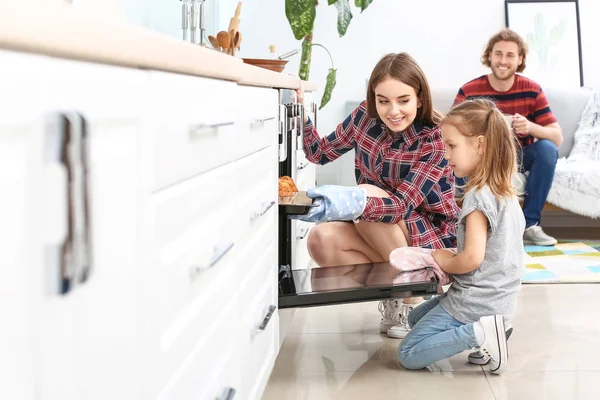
290, 185, 368, 223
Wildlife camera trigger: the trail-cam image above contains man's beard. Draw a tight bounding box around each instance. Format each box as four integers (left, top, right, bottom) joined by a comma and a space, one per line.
491, 65, 515, 81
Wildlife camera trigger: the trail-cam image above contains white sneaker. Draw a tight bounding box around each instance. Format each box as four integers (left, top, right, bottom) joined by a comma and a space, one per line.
468, 326, 513, 365
378, 300, 401, 333
476, 315, 508, 375
386, 301, 423, 339
523, 224, 557, 246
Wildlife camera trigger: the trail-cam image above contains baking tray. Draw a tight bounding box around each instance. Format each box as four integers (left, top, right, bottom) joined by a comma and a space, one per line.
279, 191, 317, 215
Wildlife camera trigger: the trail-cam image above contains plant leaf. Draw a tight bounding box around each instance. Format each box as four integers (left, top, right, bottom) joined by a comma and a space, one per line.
319, 68, 337, 110
285, 0, 316, 40
299, 36, 313, 81
328, 0, 337, 5
355, 0, 373, 12
335, 0, 353, 37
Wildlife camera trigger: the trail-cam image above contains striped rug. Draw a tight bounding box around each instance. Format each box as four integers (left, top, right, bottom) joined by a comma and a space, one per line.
523, 241, 600, 283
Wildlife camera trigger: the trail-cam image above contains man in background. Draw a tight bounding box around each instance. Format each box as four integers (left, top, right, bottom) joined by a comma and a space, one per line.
454, 28, 563, 246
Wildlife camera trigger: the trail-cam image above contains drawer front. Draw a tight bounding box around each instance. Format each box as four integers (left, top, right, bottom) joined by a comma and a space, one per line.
156, 299, 240, 400
240, 271, 279, 400
152, 161, 236, 251
235, 145, 278, 244
236, 86, 279, 160
150, 216, 236, 384
238, 226, 277, 307
150, 71, 238, 190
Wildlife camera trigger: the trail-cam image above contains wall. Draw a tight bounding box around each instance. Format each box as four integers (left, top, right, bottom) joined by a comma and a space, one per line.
237, 0, 600, 185
115, 0, 599, 184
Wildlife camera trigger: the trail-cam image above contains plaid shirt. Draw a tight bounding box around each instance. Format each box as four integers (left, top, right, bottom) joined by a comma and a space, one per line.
303, 101, 458, 249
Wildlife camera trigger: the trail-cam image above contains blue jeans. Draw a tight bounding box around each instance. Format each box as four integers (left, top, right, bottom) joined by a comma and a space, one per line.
454, 139, 558, 228
398, 296, 480, 370
521, 139, 558, 228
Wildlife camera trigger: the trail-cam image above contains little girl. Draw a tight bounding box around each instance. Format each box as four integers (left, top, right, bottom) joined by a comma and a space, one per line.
397, 98, 526, 375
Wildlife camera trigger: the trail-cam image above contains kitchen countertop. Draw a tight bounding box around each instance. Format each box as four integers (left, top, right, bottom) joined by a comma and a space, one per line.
0, 2, 317, 92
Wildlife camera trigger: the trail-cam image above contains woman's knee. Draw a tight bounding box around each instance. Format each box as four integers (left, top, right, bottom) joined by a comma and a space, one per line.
306, 224, 338, 264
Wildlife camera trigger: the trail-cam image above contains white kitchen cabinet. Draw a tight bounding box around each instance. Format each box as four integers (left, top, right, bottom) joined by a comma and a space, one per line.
1, 49, 283, 400
0, 50, 55, 400
0, 50, 148, 400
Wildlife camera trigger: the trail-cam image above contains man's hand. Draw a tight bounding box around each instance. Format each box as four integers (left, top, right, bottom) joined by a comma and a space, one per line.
512, 114, 532, 137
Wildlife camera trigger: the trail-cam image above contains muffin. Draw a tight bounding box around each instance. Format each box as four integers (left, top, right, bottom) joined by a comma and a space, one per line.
278, 176, 298, 202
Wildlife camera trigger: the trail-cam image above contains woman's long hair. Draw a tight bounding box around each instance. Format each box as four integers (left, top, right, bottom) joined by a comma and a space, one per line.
366, 53, 442, 126
443, 99, 519, 199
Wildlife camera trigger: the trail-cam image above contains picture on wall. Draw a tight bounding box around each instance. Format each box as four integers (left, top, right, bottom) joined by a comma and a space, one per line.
505, 0, 584, 87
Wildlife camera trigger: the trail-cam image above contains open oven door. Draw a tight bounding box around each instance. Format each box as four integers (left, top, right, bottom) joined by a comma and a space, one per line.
278, 260, 441, 310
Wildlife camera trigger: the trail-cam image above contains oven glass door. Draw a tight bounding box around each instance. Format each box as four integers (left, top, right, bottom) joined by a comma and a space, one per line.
278, 262, 441, 309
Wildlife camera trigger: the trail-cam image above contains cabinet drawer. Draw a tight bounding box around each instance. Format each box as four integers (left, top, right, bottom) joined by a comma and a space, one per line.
152, 162, 236, 251
149, 71, 238, 190
156, 299, 240, 400
149, 238, 236, 393
238, 225, 277, 306
235, 146, 278, 243
236, 86, 279, 160
239, 271, 279, 400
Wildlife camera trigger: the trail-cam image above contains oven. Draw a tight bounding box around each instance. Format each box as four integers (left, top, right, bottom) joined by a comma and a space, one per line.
276, 89, 440, 309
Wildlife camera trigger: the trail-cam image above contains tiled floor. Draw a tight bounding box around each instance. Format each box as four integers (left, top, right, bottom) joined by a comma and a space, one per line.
263, 284, 600, 399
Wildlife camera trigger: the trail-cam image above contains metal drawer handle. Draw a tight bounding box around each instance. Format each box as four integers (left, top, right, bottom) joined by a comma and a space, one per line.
297, 161, 309, 170
297, 227, 310, 240
250, 116, 276, 130
218, 387, 236, 400
251, 200, 276, 222
257, 305, 277, 332
252, 116, 276, 124
188, 121, 234, 139
189, 241, 234, 279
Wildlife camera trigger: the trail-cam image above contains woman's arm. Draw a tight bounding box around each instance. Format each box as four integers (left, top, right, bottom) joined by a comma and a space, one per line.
434, 210, 488, 274
360, 131, 452, 224
301, 105, 361, 165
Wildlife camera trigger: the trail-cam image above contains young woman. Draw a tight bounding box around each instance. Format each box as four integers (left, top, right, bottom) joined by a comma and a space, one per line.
398, 99, 526, 375
294, 53, 459, 338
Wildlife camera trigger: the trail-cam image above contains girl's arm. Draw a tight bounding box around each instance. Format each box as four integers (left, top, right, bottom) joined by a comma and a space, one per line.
433, 210, 488, 274
360, 130, 452, 223
302, 104, 361, 165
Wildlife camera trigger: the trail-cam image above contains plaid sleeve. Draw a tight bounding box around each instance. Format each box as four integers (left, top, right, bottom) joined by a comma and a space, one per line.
360, 136, 447, 224
533, 87, 558, 126
452, 88, 467, 107
302, 108, 357, 165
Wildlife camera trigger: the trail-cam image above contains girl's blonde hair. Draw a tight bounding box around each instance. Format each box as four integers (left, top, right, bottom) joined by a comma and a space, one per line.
366, 53, 443, 126
443, 98, 519, 200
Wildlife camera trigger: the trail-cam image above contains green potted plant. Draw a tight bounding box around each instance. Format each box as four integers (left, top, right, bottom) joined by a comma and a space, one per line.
285, 0, 374, 109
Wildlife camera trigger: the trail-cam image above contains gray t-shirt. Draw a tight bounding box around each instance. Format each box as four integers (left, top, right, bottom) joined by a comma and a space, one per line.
440, 185, 526, 324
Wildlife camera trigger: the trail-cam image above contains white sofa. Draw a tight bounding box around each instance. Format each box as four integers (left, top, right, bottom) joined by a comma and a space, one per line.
339, 87, 599, 237
431, 87, 591, 159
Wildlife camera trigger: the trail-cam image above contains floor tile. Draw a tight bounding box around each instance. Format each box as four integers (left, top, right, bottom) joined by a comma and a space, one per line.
484, 371, 600, 400
276, 333, 482, 373
263, 369, 495, 400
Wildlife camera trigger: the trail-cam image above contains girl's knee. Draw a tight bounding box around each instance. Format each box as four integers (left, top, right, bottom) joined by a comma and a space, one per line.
397, 342, 424, 370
